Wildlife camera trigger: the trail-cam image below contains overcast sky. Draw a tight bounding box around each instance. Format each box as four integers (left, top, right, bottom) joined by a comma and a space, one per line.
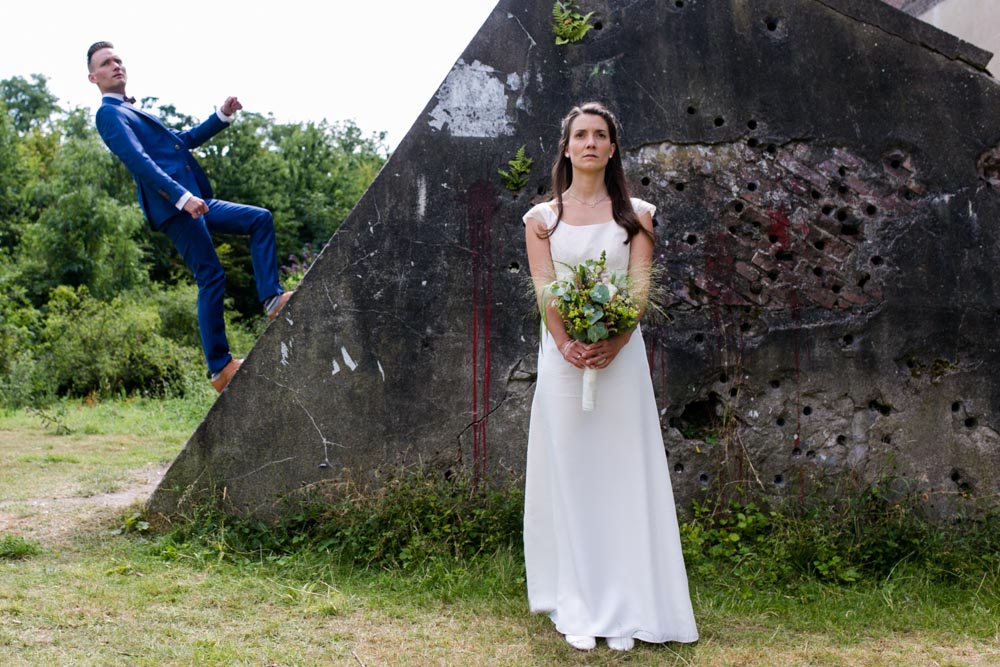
1, 0, 498, 148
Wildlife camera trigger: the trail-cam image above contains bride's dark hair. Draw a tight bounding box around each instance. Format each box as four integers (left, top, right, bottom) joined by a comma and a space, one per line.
541, 101, 651, 243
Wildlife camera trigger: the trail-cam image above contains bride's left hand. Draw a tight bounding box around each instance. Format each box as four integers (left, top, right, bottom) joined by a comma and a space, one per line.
581, 334, 630, 369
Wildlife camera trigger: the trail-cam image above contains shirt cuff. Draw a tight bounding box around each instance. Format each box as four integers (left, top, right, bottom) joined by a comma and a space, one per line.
176, 191, 193, 210
217, 108, 234, 123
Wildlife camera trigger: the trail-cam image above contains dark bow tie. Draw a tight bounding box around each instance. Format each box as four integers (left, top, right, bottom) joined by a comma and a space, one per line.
123, 95, 136, 105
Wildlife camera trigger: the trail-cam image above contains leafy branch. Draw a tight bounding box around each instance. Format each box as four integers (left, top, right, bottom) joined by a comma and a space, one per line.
552, 0, 595, 45
498, 145, 534, 192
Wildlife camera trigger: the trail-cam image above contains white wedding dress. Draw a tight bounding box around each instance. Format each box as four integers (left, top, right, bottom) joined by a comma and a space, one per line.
522, 198, 698, 644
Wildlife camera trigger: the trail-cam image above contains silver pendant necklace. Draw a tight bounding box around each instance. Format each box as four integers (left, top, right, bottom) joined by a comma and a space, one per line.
565, 191, 609, 208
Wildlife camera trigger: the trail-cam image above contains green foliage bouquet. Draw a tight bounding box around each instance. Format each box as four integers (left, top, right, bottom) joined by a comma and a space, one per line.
546, 250, 640, 410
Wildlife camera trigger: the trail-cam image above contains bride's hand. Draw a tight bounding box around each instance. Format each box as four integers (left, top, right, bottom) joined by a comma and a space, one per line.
559, 339, 588, 369
581, 334, 630, 369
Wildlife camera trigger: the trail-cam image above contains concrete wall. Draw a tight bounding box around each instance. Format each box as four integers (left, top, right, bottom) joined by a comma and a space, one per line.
919, 0, 999, 69
149, 0, 1000, 521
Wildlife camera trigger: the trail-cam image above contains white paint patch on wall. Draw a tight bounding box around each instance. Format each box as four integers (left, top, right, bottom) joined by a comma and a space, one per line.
377, 360, 385, 382
428, 59, 514, 138
416, 175, 427, 220
341, 346, 358, 371
331, 359, 341, 376
280, 341, 291, 366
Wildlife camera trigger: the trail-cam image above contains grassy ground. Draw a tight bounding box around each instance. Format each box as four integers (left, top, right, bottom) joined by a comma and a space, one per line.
0, 398, 998, 666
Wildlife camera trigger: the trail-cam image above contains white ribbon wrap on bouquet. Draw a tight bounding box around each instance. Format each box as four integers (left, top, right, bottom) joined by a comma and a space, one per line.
582, 367, 598, 411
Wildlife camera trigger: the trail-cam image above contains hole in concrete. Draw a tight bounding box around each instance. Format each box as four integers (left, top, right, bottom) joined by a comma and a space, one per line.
813, 266, 824, 277
865, 204, 878, 216
882, 435, 892, 444
903, 189, 914, 201
675, 182, 686, 192
508, 261, 521, 273
751, 282, 764, 294
747, 181, 758, 191
775, 250, 794, 262
748, 138, 759, 148
803, 406, 813, 416
670, 393, 724, 439
774, 474, 784, 485
694, 333, 705, 343
421, 338, 431, 349
870, 255, 884, 266
838, 184, 849, 196
641, 176, 651, 186
842, 334, 854, 345
686, 233, 698, 245
675, 463, 684, 473
699, 473, 710, 485
593, 20, 603, 30
831, 284, 842, 294
776, 417, 786, 427
906, 359, 917, 369
687, 105, 697, 115
714, 117, 726, 127
719, 371, 729, 383
837, 435, 847, 445
318, 462, 329, 469
857, 273, 870, 288
838, 166, 847, 177
728, 225, 739, 235
792, 447, 802, 456
767, 144, 777, 154
537, 184, 546, 195
767, 270, 780, 281
869, 399, 892, 415
806, 450, 816, 459
769, 233, 779, 244
766, 18, 779, 31
748, 119, 758, 130
675, 0, 684, 7
740, 322, 751, 332
965, 417, 978, 429
734, 201, 745, 212
822, 205, 834, 216
840, 223, 860, 236
890, 158, 902, 169
814, 239, 826, 251
952, 401, 962, 412
730, 387, 739, 397
770, 379, 781, 388
836, 209, 849, 222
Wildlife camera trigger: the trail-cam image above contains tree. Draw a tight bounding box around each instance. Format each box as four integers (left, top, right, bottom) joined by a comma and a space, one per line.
0, 74, 59, 134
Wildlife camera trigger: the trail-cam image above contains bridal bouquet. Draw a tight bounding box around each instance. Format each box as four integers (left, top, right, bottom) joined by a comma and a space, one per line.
546, 250, 640, 411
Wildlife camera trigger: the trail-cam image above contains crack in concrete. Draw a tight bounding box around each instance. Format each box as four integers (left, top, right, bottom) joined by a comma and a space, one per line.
225, 457, 298, 485
259, 373, 344, 468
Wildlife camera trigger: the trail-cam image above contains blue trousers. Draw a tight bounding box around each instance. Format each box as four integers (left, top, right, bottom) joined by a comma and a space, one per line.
160, 199, 282, 375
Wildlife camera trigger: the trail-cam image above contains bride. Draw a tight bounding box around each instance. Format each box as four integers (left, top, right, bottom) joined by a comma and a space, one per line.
522, 101, 699, 651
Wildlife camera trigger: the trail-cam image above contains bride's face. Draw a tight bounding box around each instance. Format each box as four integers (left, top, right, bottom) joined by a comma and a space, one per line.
565, 113, 615, 173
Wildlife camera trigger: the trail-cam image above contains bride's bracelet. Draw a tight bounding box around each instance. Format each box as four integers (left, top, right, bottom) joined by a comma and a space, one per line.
559, 339, 575, 357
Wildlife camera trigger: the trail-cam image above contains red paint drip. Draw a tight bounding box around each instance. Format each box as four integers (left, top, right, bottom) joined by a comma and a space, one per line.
466, 182, 497, 483
766, 206, 792, 246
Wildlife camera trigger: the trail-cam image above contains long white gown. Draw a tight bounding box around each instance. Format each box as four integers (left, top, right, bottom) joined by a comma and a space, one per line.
522, 198, 699, 644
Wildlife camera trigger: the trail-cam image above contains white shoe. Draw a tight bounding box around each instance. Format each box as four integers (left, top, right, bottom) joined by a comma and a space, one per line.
565, 634, 596, 651
606, 636, 635, 651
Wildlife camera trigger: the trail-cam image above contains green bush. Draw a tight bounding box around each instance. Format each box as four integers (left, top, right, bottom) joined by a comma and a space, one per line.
34, 285, 201, 399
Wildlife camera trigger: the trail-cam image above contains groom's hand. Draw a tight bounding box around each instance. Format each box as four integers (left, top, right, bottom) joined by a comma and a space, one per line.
183, 196, 210, 218
221, 96, 243, 116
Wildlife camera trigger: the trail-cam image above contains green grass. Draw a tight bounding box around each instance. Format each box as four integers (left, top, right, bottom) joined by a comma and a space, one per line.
0, 397, 998, 666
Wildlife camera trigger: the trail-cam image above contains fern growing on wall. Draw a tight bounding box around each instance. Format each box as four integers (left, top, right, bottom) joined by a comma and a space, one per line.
552, 1, 595, 45
499, 145, 534, 192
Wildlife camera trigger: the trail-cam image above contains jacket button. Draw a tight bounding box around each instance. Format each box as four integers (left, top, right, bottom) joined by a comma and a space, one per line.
185, 165, 191, 171
174, 144, 181, 150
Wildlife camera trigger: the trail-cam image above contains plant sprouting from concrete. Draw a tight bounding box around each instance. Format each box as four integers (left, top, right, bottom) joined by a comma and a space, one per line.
552, 1, 595, 45
499, 145, 534, 192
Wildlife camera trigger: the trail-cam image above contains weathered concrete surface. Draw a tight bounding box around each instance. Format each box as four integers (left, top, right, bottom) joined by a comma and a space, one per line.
149, 0, 1000, 519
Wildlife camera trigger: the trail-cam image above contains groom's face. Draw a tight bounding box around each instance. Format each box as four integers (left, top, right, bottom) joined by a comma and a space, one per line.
88, 47, 127, 95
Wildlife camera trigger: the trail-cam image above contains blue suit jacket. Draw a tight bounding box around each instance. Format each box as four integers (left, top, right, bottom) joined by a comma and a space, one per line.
95, 97, 229, 229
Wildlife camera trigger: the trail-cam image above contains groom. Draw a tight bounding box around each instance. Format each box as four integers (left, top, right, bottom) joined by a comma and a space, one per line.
87, 41, 292, 393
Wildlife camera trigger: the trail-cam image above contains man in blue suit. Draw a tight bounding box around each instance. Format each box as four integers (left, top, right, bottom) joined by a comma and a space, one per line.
87, 41, 292, 392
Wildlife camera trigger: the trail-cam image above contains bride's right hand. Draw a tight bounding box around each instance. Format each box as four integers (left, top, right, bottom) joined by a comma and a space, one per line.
559, 339, 588, 369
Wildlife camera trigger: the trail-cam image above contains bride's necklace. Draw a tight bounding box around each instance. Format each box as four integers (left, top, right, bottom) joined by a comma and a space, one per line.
565, 191, 610, 208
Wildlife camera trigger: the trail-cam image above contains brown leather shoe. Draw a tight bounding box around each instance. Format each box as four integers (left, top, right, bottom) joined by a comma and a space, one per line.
267, 291, 294, 321
211, 358, 243, 393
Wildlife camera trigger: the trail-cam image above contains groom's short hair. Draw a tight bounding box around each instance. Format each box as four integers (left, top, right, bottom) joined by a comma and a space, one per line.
87, 41, 115, 71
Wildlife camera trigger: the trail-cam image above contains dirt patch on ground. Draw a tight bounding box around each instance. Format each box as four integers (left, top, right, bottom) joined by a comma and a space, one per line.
0, 464, 167, 547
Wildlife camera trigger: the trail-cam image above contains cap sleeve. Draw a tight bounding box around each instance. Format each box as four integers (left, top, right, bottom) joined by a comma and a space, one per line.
631, 197, 657, 219
522, 202, 557, 229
